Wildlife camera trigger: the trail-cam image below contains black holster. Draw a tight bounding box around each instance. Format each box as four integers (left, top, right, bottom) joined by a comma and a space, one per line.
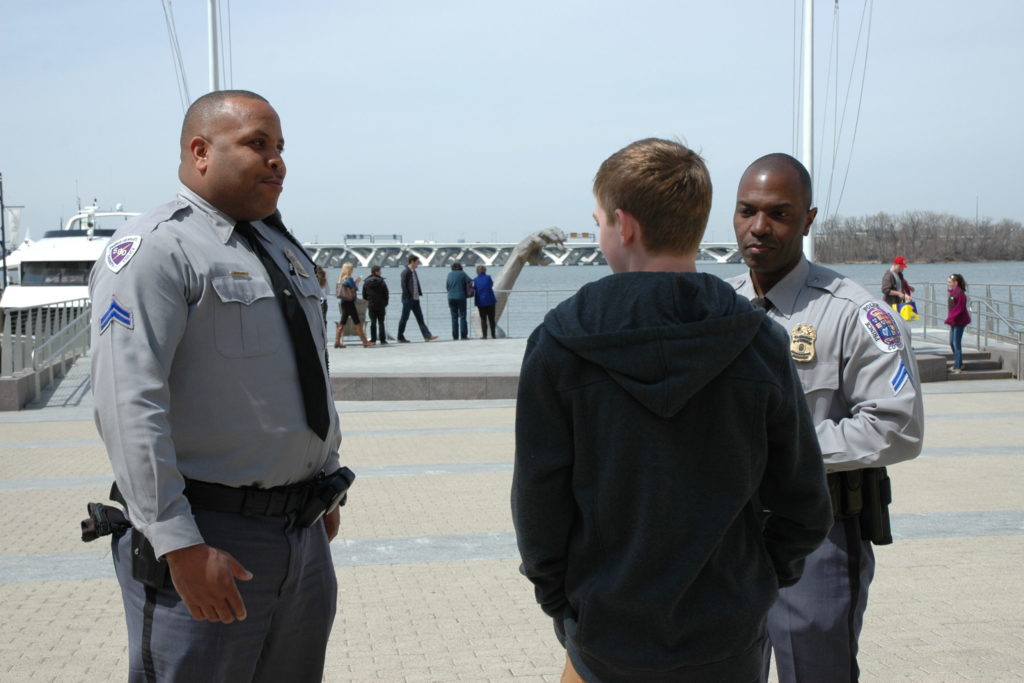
80, 483, 170, 589
827, 467, 893, 546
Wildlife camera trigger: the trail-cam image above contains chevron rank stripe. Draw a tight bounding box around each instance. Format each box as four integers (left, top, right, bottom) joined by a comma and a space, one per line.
98, 297, 134, 334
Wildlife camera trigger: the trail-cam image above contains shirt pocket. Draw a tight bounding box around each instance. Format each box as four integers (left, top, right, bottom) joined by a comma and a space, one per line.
797, 360, 840, 418
210, 275, 285, 358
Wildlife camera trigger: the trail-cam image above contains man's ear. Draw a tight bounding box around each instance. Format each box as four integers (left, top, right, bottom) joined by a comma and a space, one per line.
615, 209, 640, 246
803, 207, 818, 236
189, 136, 210, 175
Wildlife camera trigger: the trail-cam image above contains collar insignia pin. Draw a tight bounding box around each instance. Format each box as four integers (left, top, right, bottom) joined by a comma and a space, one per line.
285, 249, 310, 278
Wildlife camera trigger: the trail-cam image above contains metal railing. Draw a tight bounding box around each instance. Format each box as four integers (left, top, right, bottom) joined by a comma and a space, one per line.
387, 289, 577, 340
914, 283, 1023, 380
0, 299, 92, 392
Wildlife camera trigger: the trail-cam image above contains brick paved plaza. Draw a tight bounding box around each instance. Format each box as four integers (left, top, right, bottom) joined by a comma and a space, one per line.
0, 339, 1021, 681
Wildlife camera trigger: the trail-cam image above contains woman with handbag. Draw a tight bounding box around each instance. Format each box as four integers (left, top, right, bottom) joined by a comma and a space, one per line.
335, 262, 374, 348
945, 273, 971, 374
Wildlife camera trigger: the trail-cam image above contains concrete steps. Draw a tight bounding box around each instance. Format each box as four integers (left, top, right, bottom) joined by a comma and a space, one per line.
942, 351, 1015, 381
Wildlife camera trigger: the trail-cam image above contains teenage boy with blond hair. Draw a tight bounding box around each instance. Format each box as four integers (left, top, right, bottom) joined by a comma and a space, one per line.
512, 138, 832, 682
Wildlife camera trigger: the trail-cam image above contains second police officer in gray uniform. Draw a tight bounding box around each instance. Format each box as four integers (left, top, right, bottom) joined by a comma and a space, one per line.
90, 90, 353, 682
728, 154, 924, 683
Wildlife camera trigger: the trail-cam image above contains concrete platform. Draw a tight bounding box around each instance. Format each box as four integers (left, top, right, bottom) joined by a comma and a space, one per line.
1, 353, 1023, 679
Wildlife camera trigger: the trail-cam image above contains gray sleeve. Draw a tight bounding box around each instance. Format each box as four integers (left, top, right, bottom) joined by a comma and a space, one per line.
90, 231, 203, 558
815, 310, 925, 471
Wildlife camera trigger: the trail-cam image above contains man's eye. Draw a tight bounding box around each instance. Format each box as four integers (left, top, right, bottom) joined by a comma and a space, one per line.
250, 139, 265, 148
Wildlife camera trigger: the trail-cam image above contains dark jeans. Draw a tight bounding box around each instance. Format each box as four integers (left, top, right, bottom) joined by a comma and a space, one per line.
477, 304, 496, 338
398, 299, 432, 340
949, 324, 966, 369
368, 307, 387, 342
448, 299, 468, 339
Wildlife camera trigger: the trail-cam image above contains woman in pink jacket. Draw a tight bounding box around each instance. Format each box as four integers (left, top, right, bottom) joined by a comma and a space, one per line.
945, 273, 971, 373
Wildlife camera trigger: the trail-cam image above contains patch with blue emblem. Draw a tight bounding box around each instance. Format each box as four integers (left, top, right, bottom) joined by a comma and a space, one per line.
890, 359, 910, 394
99, 297, 134, 334
860, 302, 903, 353
106, 235, 142, 273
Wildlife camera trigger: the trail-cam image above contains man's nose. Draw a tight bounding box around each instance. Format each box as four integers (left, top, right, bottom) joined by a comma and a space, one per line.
749, 213, 770, 235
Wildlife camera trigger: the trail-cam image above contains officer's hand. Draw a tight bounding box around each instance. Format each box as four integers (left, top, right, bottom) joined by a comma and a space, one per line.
165, 543, 253, 623
324, 506, 340, 541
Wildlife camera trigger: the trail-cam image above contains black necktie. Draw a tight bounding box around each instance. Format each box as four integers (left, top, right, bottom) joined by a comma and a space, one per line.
751, 296, 773, 312
235, 221, 330, 441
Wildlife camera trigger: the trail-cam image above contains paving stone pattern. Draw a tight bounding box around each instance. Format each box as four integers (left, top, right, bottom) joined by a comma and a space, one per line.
0, 373, 1022, 680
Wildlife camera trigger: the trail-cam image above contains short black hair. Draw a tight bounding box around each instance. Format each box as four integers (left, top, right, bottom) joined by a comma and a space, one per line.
745, 153, 814, 209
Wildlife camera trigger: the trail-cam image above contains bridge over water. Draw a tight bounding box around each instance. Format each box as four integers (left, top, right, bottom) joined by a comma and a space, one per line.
305, 238, 741, 268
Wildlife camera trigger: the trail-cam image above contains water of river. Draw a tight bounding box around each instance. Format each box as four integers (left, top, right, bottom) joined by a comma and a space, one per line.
325, 261, 1024, 339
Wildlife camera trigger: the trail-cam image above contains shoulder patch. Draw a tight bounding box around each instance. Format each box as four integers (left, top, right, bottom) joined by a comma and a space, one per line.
859, 302, 903, 353
106, 235, 142, 273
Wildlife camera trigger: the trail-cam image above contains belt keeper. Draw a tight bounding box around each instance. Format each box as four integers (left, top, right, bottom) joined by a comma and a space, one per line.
242, 488, 270, 517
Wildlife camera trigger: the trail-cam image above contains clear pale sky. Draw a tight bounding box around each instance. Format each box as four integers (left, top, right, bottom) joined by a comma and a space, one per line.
2, 0, 1021, 245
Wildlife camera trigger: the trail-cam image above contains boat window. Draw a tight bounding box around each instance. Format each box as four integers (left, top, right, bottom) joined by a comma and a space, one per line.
21, 261, 94, 286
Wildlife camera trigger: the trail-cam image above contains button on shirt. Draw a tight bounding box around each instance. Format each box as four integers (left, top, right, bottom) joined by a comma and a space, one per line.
89, 187, 341, 558
728, 258, 924, 473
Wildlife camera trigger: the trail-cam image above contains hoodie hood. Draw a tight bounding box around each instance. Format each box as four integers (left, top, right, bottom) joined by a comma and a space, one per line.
543, 272, 765, 418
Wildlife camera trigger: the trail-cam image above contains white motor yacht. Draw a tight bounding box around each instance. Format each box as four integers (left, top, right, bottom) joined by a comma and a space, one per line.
0, 204, 138, 309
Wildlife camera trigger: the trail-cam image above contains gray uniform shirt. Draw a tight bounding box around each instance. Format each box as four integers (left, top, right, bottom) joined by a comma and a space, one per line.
729, 258, 924, 473
90, 187, 341, 558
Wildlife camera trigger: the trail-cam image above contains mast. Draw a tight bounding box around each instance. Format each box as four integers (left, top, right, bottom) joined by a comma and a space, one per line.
1, 173, 6, 290
208, 0, 221, 92
801, 0, 814, 260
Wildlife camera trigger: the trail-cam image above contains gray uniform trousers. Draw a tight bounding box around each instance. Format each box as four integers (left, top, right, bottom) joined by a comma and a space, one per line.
762, 515, 875, 683
113, 509, 337, 683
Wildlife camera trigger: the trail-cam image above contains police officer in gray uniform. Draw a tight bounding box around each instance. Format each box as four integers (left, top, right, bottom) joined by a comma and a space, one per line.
727, 154, 924, 683
90, 90, 352, 682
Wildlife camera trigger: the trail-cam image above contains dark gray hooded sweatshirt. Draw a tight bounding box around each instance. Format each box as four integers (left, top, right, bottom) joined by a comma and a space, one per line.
512, 271, 832, 682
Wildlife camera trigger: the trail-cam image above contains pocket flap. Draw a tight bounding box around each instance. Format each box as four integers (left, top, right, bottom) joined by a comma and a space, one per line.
212, 275, 275, 306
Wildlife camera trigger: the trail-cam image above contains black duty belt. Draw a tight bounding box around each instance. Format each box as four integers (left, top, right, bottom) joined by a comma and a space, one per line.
183, 478, 313, 517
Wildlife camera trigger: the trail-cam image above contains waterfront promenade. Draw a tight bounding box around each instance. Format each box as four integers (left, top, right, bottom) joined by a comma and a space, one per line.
1, 338, 1022, 681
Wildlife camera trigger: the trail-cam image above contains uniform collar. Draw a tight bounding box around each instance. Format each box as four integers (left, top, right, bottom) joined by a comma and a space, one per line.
759, 257, 811, 320
177, 186, 238, 245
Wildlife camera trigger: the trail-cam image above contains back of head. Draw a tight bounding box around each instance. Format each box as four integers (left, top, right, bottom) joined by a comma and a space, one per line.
593, 138, 712, 256
371, 265, 381, 275
339, 262, 354, 279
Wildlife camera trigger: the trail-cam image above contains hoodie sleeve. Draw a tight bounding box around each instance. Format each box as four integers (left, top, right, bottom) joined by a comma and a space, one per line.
758, 351, 834, 587
511, 328, 576, 620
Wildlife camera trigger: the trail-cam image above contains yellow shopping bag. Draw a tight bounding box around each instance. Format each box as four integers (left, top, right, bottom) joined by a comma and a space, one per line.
897, 301, 919, 322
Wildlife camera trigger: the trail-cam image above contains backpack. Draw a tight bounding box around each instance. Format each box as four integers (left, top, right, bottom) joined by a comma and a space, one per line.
336, 281, 357, 302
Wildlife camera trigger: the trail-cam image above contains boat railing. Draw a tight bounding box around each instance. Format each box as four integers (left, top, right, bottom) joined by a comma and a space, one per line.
913, 283, 1023, 380
0, 299, 92, 390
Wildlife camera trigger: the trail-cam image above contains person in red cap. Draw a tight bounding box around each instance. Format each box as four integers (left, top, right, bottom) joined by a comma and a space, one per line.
882, 256, 914, 306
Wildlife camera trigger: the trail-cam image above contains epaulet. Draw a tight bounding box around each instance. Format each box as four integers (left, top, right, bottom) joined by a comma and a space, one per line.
108, 199, 191, 238
806, 262, 876, 306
